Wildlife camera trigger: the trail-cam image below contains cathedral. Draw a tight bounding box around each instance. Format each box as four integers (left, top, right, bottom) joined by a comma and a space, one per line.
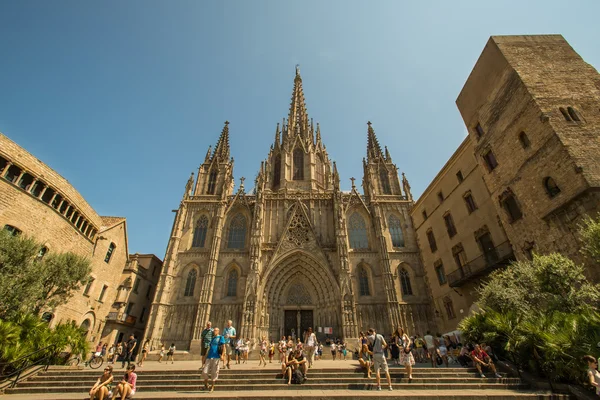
144, 67, 434, 354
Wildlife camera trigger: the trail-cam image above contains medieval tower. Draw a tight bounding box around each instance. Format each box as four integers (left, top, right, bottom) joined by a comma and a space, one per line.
144, 67, 433, 354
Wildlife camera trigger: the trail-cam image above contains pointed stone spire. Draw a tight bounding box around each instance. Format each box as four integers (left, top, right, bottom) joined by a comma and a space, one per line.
274, 123, 281, 148
184, 172, 194, 199
384, 146, 392, 162
315, 123, 322, 147
288, 65, 309, 138
333, 161, 340, 191
212, 121, 230, 161
204, 145, 212, 163
402, 172, 413, 201
366, 121, 384, 162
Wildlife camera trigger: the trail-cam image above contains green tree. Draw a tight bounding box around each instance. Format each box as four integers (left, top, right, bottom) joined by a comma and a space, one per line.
0, 230, 92, 320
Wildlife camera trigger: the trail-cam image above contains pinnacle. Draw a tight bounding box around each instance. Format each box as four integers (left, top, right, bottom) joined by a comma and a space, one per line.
212, 121, 231, 161
366, 121, 384, 162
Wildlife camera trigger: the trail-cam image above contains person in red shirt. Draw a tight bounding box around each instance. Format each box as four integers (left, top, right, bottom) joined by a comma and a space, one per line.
471, 344, 501, 378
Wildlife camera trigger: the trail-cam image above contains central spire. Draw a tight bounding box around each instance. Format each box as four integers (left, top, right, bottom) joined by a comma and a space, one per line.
288, 65, 309, 137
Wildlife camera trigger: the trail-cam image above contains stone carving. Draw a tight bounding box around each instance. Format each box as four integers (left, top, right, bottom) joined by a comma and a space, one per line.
286, 283, 313, 305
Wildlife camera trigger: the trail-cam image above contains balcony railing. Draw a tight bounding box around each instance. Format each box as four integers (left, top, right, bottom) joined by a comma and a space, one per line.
106, 312, 137, 325
446, 241, 515, 288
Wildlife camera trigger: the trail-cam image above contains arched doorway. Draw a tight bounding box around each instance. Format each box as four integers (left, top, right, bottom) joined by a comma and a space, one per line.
262, 251, 340, 341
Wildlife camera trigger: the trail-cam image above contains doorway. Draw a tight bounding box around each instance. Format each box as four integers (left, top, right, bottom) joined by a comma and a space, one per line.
284, 310, 313, 340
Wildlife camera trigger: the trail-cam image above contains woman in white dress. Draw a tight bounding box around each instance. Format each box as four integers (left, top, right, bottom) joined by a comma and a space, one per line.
398, 328, 415, 380
584, 355, 600, 396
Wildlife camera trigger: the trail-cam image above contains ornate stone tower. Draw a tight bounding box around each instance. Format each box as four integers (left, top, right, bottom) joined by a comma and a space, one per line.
144, 68, 433, 357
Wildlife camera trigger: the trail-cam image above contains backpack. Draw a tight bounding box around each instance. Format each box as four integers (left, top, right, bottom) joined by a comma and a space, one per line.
292, 369, 305, 384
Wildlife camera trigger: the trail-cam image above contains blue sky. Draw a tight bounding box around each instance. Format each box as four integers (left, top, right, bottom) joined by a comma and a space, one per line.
1, 1, 599, 258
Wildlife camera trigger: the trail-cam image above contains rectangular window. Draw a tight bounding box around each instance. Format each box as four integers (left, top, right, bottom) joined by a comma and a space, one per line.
456, 170, 464, 183
452, 244, 467, 268
426, 230, 437, 252
444, 299, 456, 319
125, 302, 134, 315
83, 277, 94, 296
434, 261, 447, 285
501, 195, 523, 222
444, 213, 457, 238
146, 285, 152, 300
475, 123, 485, 138
464, 193, 477, 213
139, 307, 146, 323
133, 278, 140, 294
98, 284, 108, 302
437, 191, 444, 203
4, 225, 22, 236
483, 150, 498, 171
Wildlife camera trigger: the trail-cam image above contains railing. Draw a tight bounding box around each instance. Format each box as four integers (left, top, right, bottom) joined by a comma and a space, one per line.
0, 344, 58, 389
106, 312, 137, 325
446, 241, 515, 288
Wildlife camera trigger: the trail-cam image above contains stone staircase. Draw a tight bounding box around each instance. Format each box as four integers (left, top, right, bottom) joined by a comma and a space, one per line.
1, 365, 571, 399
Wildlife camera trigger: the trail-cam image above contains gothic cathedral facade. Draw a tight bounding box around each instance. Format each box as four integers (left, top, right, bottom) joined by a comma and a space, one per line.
144, 68, 434, 353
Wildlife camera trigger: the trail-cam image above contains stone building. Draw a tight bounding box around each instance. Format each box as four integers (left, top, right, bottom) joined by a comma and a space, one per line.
412, 34, 600, 333
104, 253, 163, 345
0, 133, 130, 344
457, 35, 600, 279
144, 67, 434, 354
411, 138, 512, 334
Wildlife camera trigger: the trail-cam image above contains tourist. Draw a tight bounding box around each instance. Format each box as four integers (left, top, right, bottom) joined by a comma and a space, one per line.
138, 340, 149, 367
317, 343, 323, 360
202, 327, 226, 392
235, 337, 243, 364
101, 344, 107, 360
424, 331, 436, 368
88, 365, 113, 400
282, 351, 295, 385
243, 337, 251, 363
330, 340, 337, 360
286, 338, 294, 359
390, 329, 401, 365
358, 343, 372, 379
114, 364, 137, 399
278, 336, 287, 363
583, 355, 600, 396
223, 320, 237, 369
304, 327, 316, 368
398, 328, 415, 380
167, 343, 176, 364
258, 335, 268, 367
293, 348, 308, 378
268, 339, 275, 363
296, 337, 303, 351
414, 334, 425, 363
367, 328, 393, 391
121, 335, 137, 369
341, 340, 348, 361
158, 343, 165, 363
115, 343, 123, 364
107, 344, 115, 364
471, 344, 501, 378
457, 344, 472, 367
481, 342, 496, 362
437, 336, 449, 367
200, 321, 214, 367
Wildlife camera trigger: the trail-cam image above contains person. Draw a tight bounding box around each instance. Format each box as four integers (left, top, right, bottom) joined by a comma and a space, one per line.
583, 355, 600, 396
367, 328, 393, 391
304, 327, 317, 368
278, 336, 287, 363
223, 320, 237, 369
399, 328, 415, 379
282, 350, 295, 385
114, 343, 123, 364
330, 340, 337, 360
235, 337, 243, 364
317, 343, 323, 361
202, 327, 226, 392
89, 365, 113, 400
200, 321, 214, 367
158, 343, 165, 363
138, 340, 149, 367
114, 364, 137, 399
390, 329, 401, 365
471, 344, 501, 378
167, 343, 176, 364
101, 344, 107, 360
243, 338, 251, 363
437, 337, 449, 368
107, 344, 115, 364
481, 342, 496, 362
268, 339, 275, 363
121, 335, 137, 369
292, 348, 308, 379
414, 334, 425, 363
458, 345, 472, 367
424, 331, 436, 368
358, 343, 372, 379
258, 336, 268, 367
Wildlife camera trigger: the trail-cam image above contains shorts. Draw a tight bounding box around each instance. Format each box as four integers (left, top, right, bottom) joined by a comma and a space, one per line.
260, 350, 267, 356
225, 343, 233, 356
373, 353, 389, 373
201, 346, 209, 356
202, 358, 221, 381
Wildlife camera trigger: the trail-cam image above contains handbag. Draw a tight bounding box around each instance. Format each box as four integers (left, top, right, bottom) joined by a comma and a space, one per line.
436, 354, 443, 365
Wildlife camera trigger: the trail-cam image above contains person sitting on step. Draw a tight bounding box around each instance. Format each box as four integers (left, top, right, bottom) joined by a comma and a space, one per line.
471, 344, 501, 378
358, 343, 373, 379
113, 364, 137, 399
89, 365, 113, 400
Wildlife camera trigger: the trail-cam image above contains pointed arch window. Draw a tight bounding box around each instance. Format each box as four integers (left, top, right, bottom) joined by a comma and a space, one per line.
388, 215, 404, 247
316, 154, 324, 186
399, 268, 413, 296
192, 215, 208, 247
207, 170, 217, 195
293, 148, 304, 180
348, 213, 369, 249
543, 177, 561, 198
358, 266, 370, 296
379, 168, 391, 194
227, 214, 247, 249
184, 269, 197, 297
227, 269, 238, 297
273, 155, 281, 187
104, 243, 116, 263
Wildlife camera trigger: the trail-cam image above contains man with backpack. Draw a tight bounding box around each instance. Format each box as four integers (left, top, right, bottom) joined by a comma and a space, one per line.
202, 327, 226, 392
367, 328, 393, 391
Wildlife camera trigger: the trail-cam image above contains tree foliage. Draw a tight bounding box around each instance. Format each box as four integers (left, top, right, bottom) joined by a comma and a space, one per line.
0, 230, 92, 320
459, 215, 600, 385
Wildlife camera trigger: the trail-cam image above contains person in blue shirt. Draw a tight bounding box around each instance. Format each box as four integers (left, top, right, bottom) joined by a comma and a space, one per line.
222, 320, 236, 369
201, 327, 226, 392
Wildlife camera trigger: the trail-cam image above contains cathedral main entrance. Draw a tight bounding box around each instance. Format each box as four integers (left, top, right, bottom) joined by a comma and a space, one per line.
283, 309, 313, 339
